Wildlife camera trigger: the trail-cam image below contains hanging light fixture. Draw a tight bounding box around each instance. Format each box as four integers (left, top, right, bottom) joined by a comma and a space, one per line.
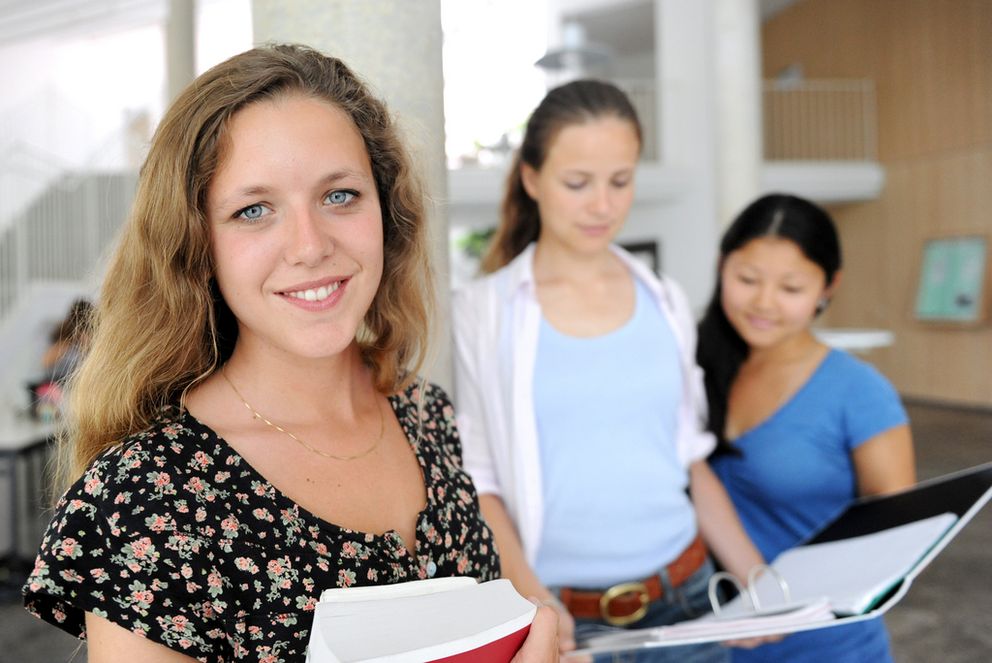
535, 21, 612, 72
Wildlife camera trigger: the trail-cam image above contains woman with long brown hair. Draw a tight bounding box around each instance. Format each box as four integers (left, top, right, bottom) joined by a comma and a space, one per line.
453, 79, 764, 662
24, 44, 556, 663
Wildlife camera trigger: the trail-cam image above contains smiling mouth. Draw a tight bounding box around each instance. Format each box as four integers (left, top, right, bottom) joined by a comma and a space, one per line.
284, 280, 343, 302
746, 315, 776, 329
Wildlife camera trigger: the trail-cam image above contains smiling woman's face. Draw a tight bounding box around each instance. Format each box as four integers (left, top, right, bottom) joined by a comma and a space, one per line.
720, 236, 830, 351
206, 93, 383, 364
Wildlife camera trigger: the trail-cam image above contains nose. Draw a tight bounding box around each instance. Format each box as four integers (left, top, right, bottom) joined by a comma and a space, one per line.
589, 184, 614, 217
284, 206, 331, 267
752, 284, 775, 310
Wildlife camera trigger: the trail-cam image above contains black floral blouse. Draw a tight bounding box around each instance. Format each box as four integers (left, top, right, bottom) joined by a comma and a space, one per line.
23, 381, 499, 662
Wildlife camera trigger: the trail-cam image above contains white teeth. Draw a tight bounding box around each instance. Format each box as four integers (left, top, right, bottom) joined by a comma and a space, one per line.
288, 281, 340, 302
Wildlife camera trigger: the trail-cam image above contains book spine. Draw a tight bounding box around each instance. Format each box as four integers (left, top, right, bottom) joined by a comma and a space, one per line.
428, 624, 531, 663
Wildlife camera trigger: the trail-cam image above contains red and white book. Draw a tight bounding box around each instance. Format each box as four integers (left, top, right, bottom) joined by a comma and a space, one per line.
305, 577, 536, 662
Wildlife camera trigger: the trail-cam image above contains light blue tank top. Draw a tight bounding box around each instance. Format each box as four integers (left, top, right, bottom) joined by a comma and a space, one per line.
532, 277, 697, 588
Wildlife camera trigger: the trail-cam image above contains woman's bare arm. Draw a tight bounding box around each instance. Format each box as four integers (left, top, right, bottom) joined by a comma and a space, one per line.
852, 424, 915, 496
85, 612, 199, 663
479, 494, 577, 655
690, 460, 764, 581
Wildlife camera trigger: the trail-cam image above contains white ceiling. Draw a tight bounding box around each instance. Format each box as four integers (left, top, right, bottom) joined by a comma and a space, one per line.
0, 0, 805, 52
568, 0, 804, 59
0, 0, 163, 46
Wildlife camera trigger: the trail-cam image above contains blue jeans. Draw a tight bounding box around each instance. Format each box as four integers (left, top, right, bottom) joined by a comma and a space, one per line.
569, 558, 729, 663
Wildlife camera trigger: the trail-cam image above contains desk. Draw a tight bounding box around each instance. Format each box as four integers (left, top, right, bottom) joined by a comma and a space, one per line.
814, 328, 895, 354
0, 417, 55, 589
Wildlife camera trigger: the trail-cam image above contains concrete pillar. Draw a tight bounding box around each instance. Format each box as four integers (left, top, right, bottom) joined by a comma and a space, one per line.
165, 0, 196, 104
252, 1, 452, 390
655, 0, 720, 309
654, 0, 764, 308
714, 0, 762, 226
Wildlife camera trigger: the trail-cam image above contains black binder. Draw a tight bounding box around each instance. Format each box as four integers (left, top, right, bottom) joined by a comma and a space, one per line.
572, 462, 992, 655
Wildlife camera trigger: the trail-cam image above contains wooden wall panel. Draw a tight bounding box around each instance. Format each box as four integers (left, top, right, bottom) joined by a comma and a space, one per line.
873, 0, 992, 160
762, 0, 874, 79
870, 154, 992, 407
764, 0, 992, 408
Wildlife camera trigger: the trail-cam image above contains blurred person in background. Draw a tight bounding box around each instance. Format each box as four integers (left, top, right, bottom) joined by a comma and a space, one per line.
698, 193, 916, 663
453, 79, 765, 662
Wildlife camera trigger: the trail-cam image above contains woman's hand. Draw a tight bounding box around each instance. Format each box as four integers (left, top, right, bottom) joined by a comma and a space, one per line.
540, 596, 576, 654
540, 598, 594, 663
721, 633, 785, 649
511, 604, 559, 662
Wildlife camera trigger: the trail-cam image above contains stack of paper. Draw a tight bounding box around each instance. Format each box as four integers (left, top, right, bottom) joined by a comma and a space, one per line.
579, 598, 836, 655
743, 513, 956, 616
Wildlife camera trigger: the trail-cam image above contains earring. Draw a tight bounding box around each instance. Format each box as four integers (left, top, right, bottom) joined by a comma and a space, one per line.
815, 297, 830, 315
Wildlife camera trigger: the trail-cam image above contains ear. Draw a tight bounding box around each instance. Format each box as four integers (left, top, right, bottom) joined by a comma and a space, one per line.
815, 270, 843, 316
520, 162, 539, 201
824, 269, 843, 299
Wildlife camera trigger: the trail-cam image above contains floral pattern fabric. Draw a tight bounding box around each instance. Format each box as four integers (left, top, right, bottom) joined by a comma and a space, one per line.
23, 381, 499, 662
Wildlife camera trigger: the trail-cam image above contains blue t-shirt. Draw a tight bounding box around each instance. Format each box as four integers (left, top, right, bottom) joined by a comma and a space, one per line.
532, 278, 697, 588
710, 349, 908, 663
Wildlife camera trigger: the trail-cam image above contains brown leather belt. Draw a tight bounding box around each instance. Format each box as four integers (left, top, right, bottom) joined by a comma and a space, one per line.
557, 535, 707, 626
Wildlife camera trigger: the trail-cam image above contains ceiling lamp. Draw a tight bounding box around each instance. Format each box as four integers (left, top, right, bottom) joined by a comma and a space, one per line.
535, 21, 613, 71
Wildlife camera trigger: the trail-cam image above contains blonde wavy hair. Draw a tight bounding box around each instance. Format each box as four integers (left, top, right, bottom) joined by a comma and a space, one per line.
56, 44, 434, 490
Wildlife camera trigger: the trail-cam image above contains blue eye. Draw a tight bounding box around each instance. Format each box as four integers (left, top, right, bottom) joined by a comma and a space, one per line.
326, 190, 357, 205
235, 204, 269, 222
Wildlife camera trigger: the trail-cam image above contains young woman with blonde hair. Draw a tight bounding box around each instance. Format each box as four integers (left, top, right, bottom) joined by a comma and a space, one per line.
24, 44, 556, 663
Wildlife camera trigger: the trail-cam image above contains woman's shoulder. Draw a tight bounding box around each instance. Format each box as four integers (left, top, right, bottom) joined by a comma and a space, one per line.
67, 407, 223, 507
453, 267, 510, 305
816, 350, 907, 440
391, 378, 459, 445
107, 406, 214, 460
453, 246, 534, 302
818, 349, 899, 395
393, 378, 455, 413
823, 348, 889, 379
643, 269, 696, 328
612, 245, 690, 311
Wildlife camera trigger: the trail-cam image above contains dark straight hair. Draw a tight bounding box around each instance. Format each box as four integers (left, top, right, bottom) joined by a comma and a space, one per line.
697, 193, 842, 451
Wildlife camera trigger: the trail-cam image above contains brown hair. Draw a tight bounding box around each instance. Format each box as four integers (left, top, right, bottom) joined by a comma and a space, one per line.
58, 44, 433, 487
49, 299, 93, 346
480, 79, 642, 273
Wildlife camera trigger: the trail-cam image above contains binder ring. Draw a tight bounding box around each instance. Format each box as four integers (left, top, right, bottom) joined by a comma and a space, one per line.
707, 565, 793, 615
707, 571, 749, 615
746, 564, 792, 610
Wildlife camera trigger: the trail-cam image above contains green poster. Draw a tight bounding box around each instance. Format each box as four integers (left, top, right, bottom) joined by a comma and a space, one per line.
914, 237, 987, 322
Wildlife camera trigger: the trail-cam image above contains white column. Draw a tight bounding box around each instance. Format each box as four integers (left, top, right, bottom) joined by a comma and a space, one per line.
655, 0, 720, 310
251, 1, 452, 391
165, 0, 196, 104
653, 0, 764, 309
714, 0, 762, 226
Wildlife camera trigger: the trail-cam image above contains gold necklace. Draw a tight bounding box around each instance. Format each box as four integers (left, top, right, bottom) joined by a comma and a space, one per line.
221, 366, 384, 461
